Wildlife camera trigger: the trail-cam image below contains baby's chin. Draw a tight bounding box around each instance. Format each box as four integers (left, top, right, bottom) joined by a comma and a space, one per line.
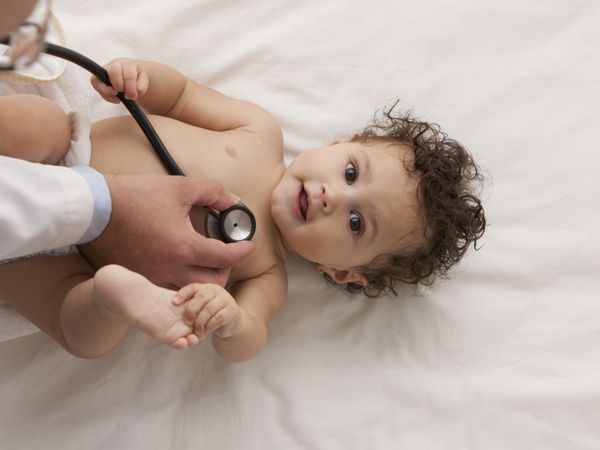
271, 224, 302, 259
278, 235, 317, 263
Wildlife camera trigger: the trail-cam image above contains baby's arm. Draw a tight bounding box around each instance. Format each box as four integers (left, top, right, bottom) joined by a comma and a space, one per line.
91, 58, 279, 135
172, 264, 287, 362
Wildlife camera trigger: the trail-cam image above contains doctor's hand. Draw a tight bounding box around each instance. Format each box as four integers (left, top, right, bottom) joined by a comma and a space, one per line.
90, 58, 149, 103
78, 173, 255, 289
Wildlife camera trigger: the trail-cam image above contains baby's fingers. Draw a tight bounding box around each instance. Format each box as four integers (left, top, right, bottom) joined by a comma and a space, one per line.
172, 283, 202, 306
192, 298, 227, 337
104, 60, 125, 92
121, 63, 138, 99
205, 305, 233, 333
183, 296, 207, 326
90, 76, 119, 103
135, 70, 149, 99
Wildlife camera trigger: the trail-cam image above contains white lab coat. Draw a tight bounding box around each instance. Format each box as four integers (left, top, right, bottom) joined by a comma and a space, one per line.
0, 156, 94, 259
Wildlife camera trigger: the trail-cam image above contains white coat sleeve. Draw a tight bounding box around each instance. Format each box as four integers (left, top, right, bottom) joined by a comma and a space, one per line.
0, 156, 111, 259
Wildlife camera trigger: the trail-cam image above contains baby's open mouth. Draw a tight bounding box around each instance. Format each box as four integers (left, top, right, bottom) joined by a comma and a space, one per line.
299, 185, 308, 221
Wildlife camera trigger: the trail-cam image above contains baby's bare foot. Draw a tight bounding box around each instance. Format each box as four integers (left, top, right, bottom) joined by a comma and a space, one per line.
92, 264, 200, 349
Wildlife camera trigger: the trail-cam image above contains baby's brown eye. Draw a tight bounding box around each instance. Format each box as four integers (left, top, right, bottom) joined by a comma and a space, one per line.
349, 211, 364, 235
345, 162, 358, 184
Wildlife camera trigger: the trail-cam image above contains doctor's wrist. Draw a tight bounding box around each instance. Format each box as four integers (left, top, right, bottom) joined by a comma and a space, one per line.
71, 166, 112, 244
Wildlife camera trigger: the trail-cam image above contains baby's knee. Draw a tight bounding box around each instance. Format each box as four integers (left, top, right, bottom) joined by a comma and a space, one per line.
0, 94, 71, 164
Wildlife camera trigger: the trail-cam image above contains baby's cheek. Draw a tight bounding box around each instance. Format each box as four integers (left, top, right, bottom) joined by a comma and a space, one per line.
302, 235, 341, 266
291, 231, 325, 262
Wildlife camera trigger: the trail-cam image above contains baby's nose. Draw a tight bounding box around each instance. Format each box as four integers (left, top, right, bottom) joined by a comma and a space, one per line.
321, 184, 342, 214
321, 186, 329, 212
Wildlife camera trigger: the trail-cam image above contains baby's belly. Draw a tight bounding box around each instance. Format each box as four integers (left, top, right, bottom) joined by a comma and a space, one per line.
90, 115, 186, 176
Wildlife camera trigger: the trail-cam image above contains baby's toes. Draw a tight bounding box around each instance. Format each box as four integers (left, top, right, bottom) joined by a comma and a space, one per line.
171, 336, 190, 350
193, 324, 206, 342
186, 334, 200, 348
170, 333, 201, 350
164, 319, 194, 348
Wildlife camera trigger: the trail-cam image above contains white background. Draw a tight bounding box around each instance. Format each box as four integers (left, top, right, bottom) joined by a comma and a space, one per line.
1, 0, 600, 448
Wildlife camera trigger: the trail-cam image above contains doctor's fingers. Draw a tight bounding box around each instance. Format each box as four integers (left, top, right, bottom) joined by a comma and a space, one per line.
190, 236, 255, 270
181, 176, 241, 212
171, 265, 232, 288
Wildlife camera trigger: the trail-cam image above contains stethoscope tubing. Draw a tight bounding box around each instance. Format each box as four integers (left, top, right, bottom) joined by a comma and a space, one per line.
40, 42, 255, 243
43, 42, 186, 177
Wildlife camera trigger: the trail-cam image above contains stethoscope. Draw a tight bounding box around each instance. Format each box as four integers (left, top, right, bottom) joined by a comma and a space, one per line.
38, 43, 257, 243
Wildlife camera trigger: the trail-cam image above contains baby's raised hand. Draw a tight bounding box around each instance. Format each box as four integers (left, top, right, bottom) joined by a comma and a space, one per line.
90, 58, 149, 104
172, 283, 243, 340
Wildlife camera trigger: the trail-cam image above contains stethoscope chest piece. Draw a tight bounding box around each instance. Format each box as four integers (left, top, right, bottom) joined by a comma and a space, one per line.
205, 203, 256, 243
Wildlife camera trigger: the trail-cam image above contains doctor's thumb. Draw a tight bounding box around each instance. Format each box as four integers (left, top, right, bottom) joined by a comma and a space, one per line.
224, 240, 256, 264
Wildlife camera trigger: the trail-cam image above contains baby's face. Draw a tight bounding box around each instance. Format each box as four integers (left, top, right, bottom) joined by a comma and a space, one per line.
271, 140, 423, 274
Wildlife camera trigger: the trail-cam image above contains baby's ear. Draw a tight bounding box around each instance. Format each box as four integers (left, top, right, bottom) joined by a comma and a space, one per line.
316, 264, 368, 287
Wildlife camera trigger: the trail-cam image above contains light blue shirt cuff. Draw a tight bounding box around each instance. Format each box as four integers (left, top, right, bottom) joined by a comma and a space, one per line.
71, 166, 112, 244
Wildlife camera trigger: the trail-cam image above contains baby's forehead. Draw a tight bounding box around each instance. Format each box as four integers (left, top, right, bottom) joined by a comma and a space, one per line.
352, 136, 411, 151
375, 190, 425, 252
364, 148, 426, 256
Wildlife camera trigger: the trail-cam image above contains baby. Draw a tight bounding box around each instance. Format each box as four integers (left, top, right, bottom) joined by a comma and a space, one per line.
0, 58, 485, 362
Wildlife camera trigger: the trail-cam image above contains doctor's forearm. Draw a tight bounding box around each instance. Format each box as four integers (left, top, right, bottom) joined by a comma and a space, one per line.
0, 157, 96, 259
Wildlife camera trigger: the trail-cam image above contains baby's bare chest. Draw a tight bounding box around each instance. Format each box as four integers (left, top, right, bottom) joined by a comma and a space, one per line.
92, 115, 278, 187
90, 114, 286, 281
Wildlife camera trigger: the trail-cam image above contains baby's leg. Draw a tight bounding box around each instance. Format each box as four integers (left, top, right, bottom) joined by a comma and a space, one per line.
0, 94, 71, 164
0, 255, 199, 358
0, 253, 99, 355
87, 264, 200, 351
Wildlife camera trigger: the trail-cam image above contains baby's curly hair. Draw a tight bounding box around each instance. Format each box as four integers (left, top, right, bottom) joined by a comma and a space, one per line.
332, 101, 486, 297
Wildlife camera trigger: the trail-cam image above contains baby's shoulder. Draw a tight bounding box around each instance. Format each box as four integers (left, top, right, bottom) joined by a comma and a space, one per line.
231, 228, 287, 285
230, 104, 283, 157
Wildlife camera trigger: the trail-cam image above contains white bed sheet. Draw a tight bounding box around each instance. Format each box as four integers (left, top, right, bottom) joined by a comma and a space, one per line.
1, 0, 600, 448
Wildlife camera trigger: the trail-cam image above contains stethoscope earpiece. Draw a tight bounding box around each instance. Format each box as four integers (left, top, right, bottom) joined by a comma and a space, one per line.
205, 203, 256, 243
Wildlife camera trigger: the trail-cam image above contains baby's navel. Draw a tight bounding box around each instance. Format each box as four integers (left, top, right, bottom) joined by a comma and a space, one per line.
225, 145, 237, 158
